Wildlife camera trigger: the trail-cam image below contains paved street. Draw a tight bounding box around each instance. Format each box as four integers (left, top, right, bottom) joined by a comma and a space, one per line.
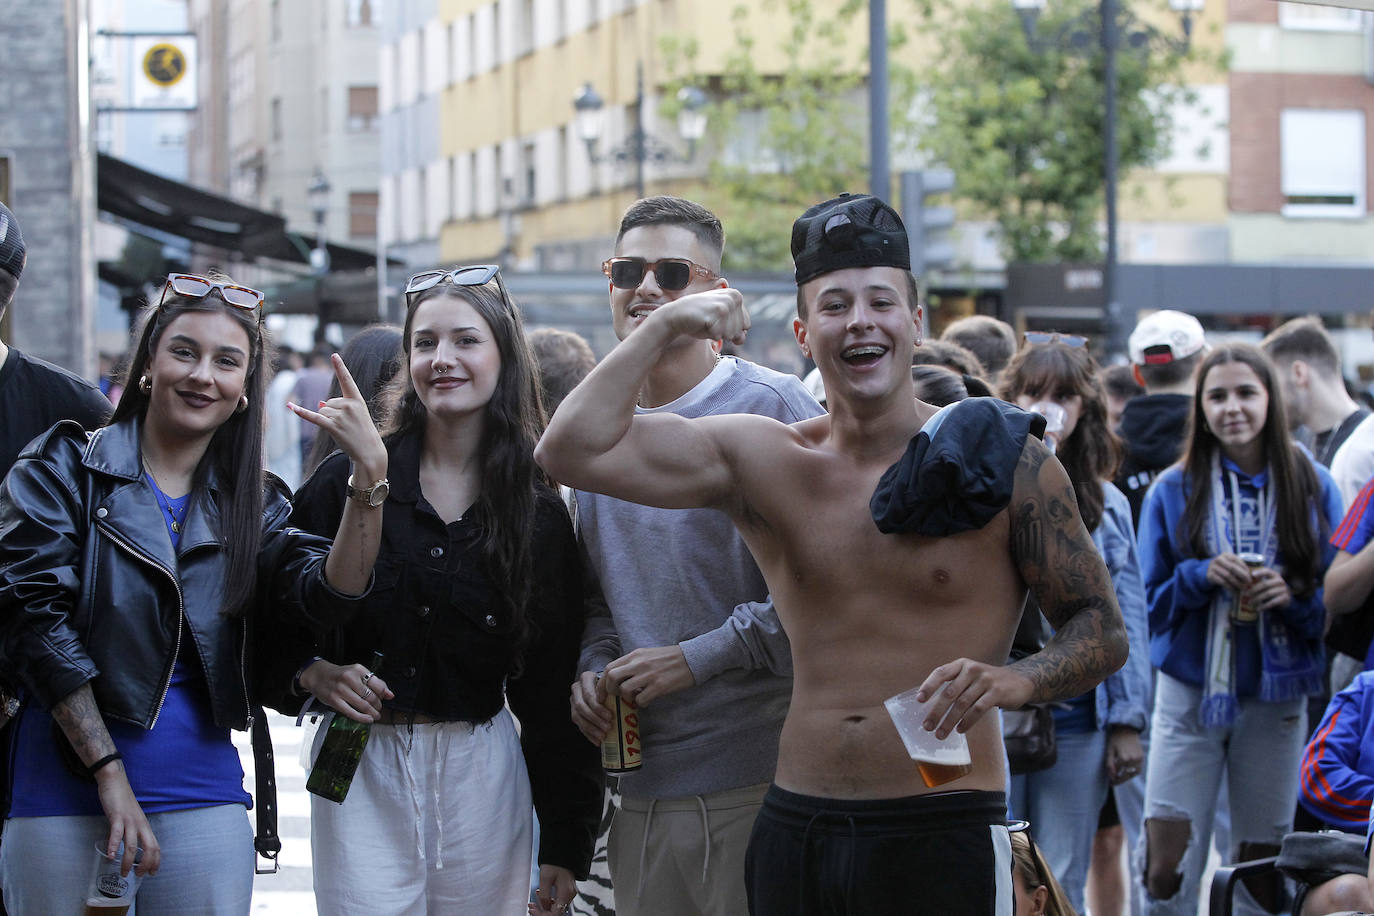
233, 712, 318, 914
235, 715, 1221, 915
232, 712, 612, 915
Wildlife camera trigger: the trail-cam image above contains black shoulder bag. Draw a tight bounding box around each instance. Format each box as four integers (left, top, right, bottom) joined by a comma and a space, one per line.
1003, 592, 1058, 774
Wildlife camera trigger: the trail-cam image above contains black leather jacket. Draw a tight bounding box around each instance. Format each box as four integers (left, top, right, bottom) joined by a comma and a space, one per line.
0, 419, 357, 731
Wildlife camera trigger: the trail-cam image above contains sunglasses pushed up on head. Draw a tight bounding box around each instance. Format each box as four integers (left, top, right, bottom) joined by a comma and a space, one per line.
159, 273, 265, 321
1022, 331, 1088, 349
602, 257, 718, 292
404, 264, 510, 306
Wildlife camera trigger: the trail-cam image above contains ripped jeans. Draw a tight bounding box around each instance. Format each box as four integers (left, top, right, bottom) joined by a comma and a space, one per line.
1139, 674, 1306, 916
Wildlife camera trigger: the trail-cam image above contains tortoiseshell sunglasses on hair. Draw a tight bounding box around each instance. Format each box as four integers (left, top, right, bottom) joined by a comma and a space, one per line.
1023, 331, 1088, 348
404, 264, 509, 307
159, 273, 265, 321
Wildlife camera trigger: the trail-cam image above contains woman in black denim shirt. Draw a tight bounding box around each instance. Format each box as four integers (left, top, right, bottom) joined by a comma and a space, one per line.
283, 266, 601, 915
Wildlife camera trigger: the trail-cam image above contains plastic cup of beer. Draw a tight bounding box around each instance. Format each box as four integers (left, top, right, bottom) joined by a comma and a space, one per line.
884, 686, 973, 787
85, 842, 142, 914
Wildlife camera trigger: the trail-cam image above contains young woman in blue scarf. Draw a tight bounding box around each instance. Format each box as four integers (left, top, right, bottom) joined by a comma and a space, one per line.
1137, 343, 1342, 915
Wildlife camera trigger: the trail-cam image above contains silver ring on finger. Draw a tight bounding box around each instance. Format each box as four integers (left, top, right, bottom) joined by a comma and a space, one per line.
360, 686, 372, 700
362, 672, 374, 685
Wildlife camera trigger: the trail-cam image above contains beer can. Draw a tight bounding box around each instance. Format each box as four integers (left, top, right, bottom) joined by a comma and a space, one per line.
600, 691, 642, 773
1232, 552, 1266, 624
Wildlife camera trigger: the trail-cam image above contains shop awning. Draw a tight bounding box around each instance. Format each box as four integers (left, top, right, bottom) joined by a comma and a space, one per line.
97, 153, 395, 272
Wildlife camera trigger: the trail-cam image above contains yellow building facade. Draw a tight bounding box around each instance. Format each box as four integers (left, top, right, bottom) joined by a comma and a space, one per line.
378, 0, 1366, 276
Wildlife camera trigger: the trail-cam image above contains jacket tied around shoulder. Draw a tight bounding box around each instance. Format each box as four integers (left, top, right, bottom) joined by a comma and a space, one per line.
870, 398, 1047, 538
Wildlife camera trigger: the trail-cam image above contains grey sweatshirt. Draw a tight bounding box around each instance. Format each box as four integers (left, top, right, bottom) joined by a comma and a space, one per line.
575, 356, 823, 799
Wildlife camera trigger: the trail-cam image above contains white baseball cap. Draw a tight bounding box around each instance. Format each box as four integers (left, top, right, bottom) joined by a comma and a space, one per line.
1128, 310, 1208, 366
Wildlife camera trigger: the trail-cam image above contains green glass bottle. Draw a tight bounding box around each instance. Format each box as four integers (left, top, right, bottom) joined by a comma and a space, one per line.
306, 651, 383, 804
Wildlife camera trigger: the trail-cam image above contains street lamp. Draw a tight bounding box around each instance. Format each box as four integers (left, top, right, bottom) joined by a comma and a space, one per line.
306, 168, 331, 341
1015, 0, 1196, 361
307, 167, 331, 276
571, 63, 708, 200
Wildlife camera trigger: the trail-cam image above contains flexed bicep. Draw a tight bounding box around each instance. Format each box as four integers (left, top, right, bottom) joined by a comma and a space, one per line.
536, 292, 750, 508
564, 411, 758, 512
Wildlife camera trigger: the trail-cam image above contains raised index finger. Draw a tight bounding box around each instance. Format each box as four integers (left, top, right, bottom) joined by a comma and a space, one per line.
331, 352, 365, 401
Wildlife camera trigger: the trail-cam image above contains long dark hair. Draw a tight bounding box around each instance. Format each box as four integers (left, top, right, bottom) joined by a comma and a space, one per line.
382, 276, 547, 646
1180, 344, 1326, 597
999, 342, 1121, 532
110, 277, 269, 617
303, 324, 403, 476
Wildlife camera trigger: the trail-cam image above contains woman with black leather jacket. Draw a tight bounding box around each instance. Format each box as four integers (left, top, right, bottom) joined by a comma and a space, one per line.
0, 274, 387, 915
282, 265, 602, 915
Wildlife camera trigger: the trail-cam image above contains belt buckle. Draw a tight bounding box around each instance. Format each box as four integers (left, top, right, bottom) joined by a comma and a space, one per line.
255, 851, 280, 875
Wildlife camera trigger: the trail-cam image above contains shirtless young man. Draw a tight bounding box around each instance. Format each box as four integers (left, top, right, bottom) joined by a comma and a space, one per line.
536, 193, 1128, 915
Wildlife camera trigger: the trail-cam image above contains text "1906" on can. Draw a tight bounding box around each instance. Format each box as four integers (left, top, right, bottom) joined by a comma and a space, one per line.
600, 691, 642, 773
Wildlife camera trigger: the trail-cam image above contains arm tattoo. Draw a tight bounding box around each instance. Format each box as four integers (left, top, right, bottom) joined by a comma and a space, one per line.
51, 683, 117, 766
1010, 441, 1129, 704
1013, 502, 1044, 566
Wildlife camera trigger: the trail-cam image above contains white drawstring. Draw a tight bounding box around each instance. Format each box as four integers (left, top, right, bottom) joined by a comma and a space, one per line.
634, 794, 714, 895
636, 798, 657, 901
396, 726, 426, 868
432, 727, 446, 871
694, 794, 711, 883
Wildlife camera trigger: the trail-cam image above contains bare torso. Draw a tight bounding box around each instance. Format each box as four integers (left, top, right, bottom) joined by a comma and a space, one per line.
726, 410, 1026, 799
534, 282, 1124, 803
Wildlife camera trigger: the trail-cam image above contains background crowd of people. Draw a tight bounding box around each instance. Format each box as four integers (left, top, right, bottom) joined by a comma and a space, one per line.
2, 189, 1374, 916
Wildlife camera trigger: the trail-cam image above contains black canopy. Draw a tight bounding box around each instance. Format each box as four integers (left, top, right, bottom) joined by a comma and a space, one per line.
97, 153, 395, 272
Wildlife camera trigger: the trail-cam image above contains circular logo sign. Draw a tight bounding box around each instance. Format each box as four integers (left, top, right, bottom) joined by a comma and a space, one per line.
142, 43, 187, 87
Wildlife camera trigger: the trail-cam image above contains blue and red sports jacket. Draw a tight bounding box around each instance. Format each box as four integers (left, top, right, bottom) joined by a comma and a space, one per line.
1300, 669, 1374, 832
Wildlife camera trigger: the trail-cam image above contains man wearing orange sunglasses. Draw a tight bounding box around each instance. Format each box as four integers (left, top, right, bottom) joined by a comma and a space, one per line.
564, 196, 821, 916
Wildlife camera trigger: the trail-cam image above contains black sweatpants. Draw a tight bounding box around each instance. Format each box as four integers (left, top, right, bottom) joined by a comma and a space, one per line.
745, 785, 1012, 916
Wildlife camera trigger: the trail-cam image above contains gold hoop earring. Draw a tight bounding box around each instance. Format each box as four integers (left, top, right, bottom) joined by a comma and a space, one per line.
139, 375, 152, 394
236, 395, 249, 414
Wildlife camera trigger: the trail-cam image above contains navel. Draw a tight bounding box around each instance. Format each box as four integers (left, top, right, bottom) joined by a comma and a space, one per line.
932, 568, 951, 585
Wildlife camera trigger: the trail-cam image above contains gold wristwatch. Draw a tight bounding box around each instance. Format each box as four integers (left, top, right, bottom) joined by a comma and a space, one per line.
346, 474, 390, 508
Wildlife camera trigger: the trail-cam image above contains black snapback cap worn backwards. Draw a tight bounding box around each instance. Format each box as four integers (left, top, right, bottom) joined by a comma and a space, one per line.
791, 192, 910, 286
0, 202, 24, 281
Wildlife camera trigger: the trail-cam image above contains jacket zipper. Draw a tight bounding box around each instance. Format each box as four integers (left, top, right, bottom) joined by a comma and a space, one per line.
97, 522, 182, 728
240, 622, 253, 730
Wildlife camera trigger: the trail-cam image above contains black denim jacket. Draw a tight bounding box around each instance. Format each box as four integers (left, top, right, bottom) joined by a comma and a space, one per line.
281, 432, 602, 877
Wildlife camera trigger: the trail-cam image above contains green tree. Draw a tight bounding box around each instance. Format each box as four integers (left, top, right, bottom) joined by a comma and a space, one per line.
661, 0, 886, 272
662, 0, 1215, 270
911, 0, 1218, 263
